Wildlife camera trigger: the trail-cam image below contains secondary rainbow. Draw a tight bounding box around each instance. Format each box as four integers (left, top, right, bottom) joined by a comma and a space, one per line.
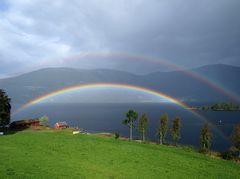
58, 52, 240, 102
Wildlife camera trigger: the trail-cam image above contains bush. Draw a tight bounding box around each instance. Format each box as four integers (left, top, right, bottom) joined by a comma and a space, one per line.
115, 132, 120, 139
221, 147, 240, 160
222, 151, 235, 160
199, 148, 209, 154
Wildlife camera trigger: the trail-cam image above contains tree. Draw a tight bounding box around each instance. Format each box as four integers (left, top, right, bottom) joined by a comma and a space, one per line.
122, 109, 138, 140
0, 89, 11, 126
138, 113, 148, 142
200, 123, 212, 151
39, 115, 49, 127
172, 117, 181, 145
157, 113, 168, 144
231, 123, 240, 151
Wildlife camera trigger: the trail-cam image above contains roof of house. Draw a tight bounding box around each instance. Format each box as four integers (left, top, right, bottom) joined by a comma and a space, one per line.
55, 121, 68, 126
10, 119, 40, 126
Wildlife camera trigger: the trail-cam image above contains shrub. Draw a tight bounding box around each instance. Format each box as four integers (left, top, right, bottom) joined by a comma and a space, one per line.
115, 132, 120, 139
199, 148, 209, 154
221, 147, 240, 160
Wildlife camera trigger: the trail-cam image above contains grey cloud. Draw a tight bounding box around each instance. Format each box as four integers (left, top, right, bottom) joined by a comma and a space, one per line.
0, 0, 240, 76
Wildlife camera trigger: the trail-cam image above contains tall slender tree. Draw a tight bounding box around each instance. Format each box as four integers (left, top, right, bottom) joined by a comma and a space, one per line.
122, 109, 138, 140
200, 123, 212, 151
157, 113, 168, 144
172, 117, 181, 145
138, 113, 148, 141
0, 89, 11, 126
231, 123, 240, 151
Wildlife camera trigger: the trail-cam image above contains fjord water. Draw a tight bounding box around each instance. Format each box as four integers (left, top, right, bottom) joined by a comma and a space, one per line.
12, 103, 240, 151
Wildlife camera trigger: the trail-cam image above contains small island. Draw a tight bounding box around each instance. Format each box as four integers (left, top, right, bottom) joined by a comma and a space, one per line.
194, 102, 240, 111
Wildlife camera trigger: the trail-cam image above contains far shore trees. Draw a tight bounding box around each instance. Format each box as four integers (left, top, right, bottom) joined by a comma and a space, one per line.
122, 109, 138, 140
138, 113, 148, 142
157, 113, 168, 144
200, 123, 212, 151
172, 117, 181, 145
0, 89, 11, 127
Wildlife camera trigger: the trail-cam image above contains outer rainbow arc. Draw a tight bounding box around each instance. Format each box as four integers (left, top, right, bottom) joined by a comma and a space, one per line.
60, 52, 240, 102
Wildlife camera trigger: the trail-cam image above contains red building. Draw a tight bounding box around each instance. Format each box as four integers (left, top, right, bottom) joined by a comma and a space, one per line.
31, 120, 41, 126
10, 119, 40, 129
54, 121, 69, 129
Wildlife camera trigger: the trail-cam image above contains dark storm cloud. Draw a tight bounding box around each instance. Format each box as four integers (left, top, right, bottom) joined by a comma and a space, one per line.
0, 0, 240, 76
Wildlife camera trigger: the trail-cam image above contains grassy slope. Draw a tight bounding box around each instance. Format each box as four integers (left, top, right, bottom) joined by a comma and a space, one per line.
0, 130, 239, 179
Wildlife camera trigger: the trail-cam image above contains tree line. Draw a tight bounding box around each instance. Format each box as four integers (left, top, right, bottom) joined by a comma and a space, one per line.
122, 109, 240, 156
199, 102, 240, 111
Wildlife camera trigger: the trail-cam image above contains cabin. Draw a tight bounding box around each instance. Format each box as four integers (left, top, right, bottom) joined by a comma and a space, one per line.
30, 120, 41, 126
10, 119, 40, 129
54, 121, 69, 129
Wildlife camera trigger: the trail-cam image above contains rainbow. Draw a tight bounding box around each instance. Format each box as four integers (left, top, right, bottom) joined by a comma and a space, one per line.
17, 83, 189, 111
13, 83, 205, 121
14, 83, 228, 140
57, 52, 240, 102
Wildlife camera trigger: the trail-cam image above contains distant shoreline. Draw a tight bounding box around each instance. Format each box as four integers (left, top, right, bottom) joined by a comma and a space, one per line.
189, 102, 240, 111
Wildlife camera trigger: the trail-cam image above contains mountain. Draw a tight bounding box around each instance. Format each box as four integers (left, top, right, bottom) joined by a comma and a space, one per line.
0, 68, 139, 104
144, 64, 240, 102
193, 64, 240, 91
0, 64, 240, 104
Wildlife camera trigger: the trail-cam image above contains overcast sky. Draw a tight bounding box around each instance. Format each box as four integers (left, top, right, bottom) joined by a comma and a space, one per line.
0, 0, 240, 77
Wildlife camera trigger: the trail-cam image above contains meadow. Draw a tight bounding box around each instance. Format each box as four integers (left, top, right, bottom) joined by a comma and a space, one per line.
0, 129, 239, 178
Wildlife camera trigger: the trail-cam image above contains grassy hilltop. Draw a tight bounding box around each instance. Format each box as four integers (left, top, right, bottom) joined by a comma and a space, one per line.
0, 129, 239, 178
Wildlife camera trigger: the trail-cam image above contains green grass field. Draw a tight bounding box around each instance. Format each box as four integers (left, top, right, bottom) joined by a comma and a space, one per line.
0, 129, 239, 179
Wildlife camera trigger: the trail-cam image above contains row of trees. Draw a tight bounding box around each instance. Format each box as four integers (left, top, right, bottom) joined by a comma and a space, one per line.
122, 109, 239, 154
200, 102, 240, 111
211, 102, 240, 111
122, 109, 181, 145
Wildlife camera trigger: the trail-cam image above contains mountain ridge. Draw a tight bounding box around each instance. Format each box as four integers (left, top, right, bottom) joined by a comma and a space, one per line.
0, 64, 239, 104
